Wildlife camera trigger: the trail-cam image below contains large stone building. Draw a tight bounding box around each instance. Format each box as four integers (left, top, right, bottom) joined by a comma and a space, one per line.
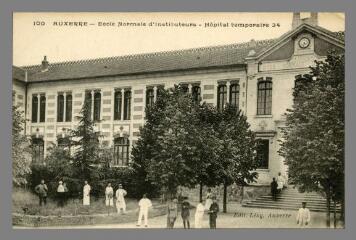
12, 13, 344, 185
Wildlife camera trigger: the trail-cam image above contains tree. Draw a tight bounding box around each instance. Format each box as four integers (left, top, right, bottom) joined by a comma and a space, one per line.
70, 98, 103, 183
279, 51, 345, 228
214, 104, 259, 212
12, 104, 31, 186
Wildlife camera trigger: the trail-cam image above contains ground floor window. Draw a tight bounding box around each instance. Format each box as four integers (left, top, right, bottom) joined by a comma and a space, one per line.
113, 137, 129, 166
32, 138, 44, 164
256, 139, 269, 169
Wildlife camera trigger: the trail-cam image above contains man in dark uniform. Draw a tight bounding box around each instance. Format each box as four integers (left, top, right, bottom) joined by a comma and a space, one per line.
181, 196, 191, 229
208, 196, 219, 229
35, 179, 48, 206
271, 177, 278, 201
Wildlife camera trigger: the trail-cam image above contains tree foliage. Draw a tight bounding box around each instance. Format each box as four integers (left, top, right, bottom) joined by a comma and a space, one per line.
12, 104, 31, 186
279, 51, 344, 226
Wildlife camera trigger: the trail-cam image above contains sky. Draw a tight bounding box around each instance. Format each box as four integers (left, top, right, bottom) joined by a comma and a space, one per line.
13, 12, 345, 66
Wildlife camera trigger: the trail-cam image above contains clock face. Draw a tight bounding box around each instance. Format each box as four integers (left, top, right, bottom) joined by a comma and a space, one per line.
299, 37, 310, 49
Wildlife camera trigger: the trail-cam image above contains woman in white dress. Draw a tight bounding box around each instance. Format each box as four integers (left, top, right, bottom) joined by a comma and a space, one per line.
194, 199, 205, 228
83, 181, 91, 206
204, 188, 213, 210
105, 183, 114, 207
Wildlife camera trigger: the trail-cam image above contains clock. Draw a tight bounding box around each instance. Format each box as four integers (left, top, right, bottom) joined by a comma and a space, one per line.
298, 37, 310, 49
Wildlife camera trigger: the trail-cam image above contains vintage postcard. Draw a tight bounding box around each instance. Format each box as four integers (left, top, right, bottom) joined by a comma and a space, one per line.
12, 12, 345, 229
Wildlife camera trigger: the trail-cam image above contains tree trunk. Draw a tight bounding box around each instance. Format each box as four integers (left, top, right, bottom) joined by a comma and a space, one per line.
340, 197, 345, 222
326, 191, 331, 228
199, 183, 203, 202
240, 185, 244, 204
333, 200, 337, 228
223, 182, 227, 213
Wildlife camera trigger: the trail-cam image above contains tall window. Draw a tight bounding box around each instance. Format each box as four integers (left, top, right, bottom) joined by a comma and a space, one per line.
32, 138, 44, 164
113, 137, 130, 166
58, 137, 71, 155
40, 95, 46, 122
146, 88, 154, 108
31, 95, 38, 123
256, 139, 269, 169
230, 84, 240, 109
65, 94, 72, 122
257, 79, 272, 115
192, 86, 201, 103
93, 92, 101, 121
57, 95, 64, 122
114, 90, 122, 120
217, 85, 227, 111
124, 90, 131, 120
85, 91, 92, 119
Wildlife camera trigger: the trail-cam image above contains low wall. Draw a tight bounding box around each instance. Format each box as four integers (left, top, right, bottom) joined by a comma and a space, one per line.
13, 205, 166, 227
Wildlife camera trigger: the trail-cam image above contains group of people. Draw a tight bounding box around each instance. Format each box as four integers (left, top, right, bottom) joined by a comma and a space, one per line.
166, 188, 220, 229
270, 172, 287, 201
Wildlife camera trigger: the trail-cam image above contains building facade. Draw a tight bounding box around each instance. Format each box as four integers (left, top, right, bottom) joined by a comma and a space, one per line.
12, 13, 344, 185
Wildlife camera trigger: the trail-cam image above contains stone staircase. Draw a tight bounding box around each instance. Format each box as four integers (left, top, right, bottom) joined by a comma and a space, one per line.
242, 186, 341, 212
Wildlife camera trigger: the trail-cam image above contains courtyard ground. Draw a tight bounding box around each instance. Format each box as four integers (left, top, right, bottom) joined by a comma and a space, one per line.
14, 202, 343, 229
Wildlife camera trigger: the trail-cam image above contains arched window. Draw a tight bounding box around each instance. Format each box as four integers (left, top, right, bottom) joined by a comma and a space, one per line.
146, 88, 154, 108
113, 137, 130, 166
114, 90, 122, 120
57, 94, 64, 122
230, 84, 240, 109
257, 79, 272, 115
192, 86, 201, 103
39, 95, 46, 122
32, 138, 44, 164
93, 91, 101, 121
31, 95, 38, 123
65, 94, 72, 122
217, 85, 227, 111
58, 137, 71, 155
124, 90, 131, 120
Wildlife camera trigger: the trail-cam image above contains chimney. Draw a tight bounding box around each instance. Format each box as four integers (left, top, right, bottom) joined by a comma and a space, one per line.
292, 12, 301, 29
292, 12, 318, 29
41, 56, 49, 72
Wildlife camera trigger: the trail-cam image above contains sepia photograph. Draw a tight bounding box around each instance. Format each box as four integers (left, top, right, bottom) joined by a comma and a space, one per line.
12, 12, 345, 229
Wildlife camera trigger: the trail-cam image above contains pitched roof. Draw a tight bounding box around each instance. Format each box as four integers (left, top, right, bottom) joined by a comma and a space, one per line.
18, 24, 344, 83
12, 66, 26, 82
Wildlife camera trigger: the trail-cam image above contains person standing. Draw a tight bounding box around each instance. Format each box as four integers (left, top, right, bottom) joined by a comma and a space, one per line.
194, 199, 205, 228
204, 188, 213, 210
271, 178, 278, 201
83, 181, 91, 206
115, 184, 127, 214
137, 194, 152, 227
35, 179, 48, 206
181, 196, 191, 229
166, 198, 178, 229
276, 172, 285, 193
105, 183, 114, 207
57, 181, 65, 207
208, 197, 219, 229
296, 202, 311, 228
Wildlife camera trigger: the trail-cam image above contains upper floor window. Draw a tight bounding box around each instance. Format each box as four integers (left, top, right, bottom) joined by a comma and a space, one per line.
85, 90, 101, 121
230, 84, 240, 110
32, 138, 44, 164
257, 78, 272, 115
192, 85, 201, 103
94, 92, 101, 121
113, 137, 130, 166
32, 94, 46, 123
114, 90, 122, 120
146, 88, 154, 108
57, 93, 72, 122
124, 90, 131, 120
256, 139, 269, 169
217, 85, 227, 111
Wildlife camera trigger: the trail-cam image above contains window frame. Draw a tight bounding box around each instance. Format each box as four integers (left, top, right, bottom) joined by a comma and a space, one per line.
217, 84, 227, 111
113, 137, 130, 166
32, 138, 44, 164
256, 139, 269, 169
114, 90, 122, 120
93, 91, 101, 121
31, 95, 38, 123
257, 78, 272, 115
123, 90, 131, 120
65, 94, 72, 122
229, 83, 240, 110
39, 95, 46, 122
